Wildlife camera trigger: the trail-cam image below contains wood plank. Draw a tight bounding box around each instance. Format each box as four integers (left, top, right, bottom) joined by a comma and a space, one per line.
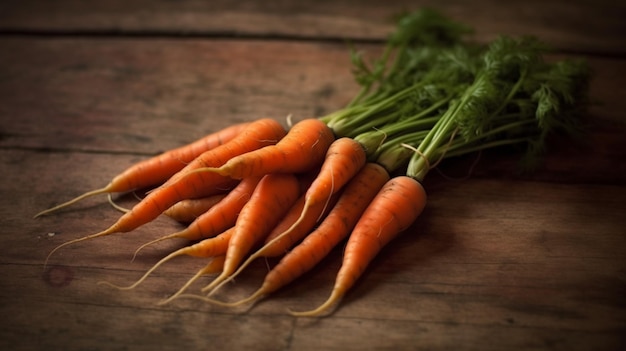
0, 37, 357, 154
0, 268, 295, 351
1, 1, 625, 349
0, 0, 624, 54
1, 148, 624, 350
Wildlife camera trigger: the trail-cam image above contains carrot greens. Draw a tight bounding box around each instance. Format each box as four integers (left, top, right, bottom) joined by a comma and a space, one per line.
320, 11, 588, 181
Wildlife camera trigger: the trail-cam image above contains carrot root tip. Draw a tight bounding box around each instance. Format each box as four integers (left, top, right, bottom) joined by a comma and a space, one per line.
219, 290, 267, 309
159, 262, 216, 305
44, 225, 119, 269
97, 280, 137, 291
131, 234, 179, 261
201, 276, 226, 295
107, 193, 131, 213
34, 187, 110, 218
164, 293, 236, 308
287, 291, 343, 317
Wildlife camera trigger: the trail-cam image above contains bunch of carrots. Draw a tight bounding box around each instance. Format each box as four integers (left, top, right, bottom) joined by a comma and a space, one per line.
38, 9, 589, 316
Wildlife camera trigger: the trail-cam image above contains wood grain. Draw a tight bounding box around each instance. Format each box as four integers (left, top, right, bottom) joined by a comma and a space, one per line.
1, 0, 625, 54
0, 1, 624, 350
0, 38, 357, 153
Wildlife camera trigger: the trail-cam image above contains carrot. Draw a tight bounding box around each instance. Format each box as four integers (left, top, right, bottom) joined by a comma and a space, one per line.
275, 137, 366, 248
163, 193, 228, 223
290, 176, 427, 316
104, 252, 226, 306
202, 155, 352, 291
255, 166, 328, 246
262, 195, 308, 247
100, 228, 234, 291
44, 119, 286, 266
238, 169, 336, 256
304, 137, 366, 207
213, 163, 390, 308
195, 118, 335, 179
254, 138, 366, 255
207, 189, 340, 296
262, 192, 338, 256
131, 176, 261, 259
156, 118, 287, 188
201, 173, 301, 295
161, 255, 227, 304
251, 168, 323, 249
34, 122, 250, 218
107, 193, 132, 214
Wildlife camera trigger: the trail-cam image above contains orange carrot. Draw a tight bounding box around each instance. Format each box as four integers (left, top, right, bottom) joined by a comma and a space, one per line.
262, 192, 338, 256
262, 195, 308, 247
304, 137, 366, 207
275, 137, 366, 246
163, 193, 229, 223
290, 176, 427, 316
180, 228, 234, 258
132, 176, 261, 258
207, 189, 340, 296
256, 138, 366, 255
100, 228, 234, 292
213, 163, 390, 307
195, 118, 335, 179
160, 254, 227, 304
34, 122, 250, 218
243, 168, 336, 255
158, 118, 287, 187
106, 193, 132, 214
202, 173, 301, 294
44, 119, 286, 266
256, 166, 326, 246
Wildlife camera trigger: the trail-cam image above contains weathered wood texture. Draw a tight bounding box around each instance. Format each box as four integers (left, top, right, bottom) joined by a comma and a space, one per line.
1, 1, 625, 351
1, 0, 625, 55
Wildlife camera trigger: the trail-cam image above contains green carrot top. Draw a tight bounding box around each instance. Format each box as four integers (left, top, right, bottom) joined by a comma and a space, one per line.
321, 8, 590, 180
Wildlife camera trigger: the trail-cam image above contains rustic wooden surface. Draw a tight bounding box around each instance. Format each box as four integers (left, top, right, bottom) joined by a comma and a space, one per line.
1, 1, 625, 350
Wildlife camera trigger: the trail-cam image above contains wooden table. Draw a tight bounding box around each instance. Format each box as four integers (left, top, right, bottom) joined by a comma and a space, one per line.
1, 1, 625, 350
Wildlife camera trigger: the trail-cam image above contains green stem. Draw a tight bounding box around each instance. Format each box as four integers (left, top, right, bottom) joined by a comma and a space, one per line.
346, 44, 395, 107
328, 83, 428, 137
407, 75, 487, 180
374, 130, 430, 172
